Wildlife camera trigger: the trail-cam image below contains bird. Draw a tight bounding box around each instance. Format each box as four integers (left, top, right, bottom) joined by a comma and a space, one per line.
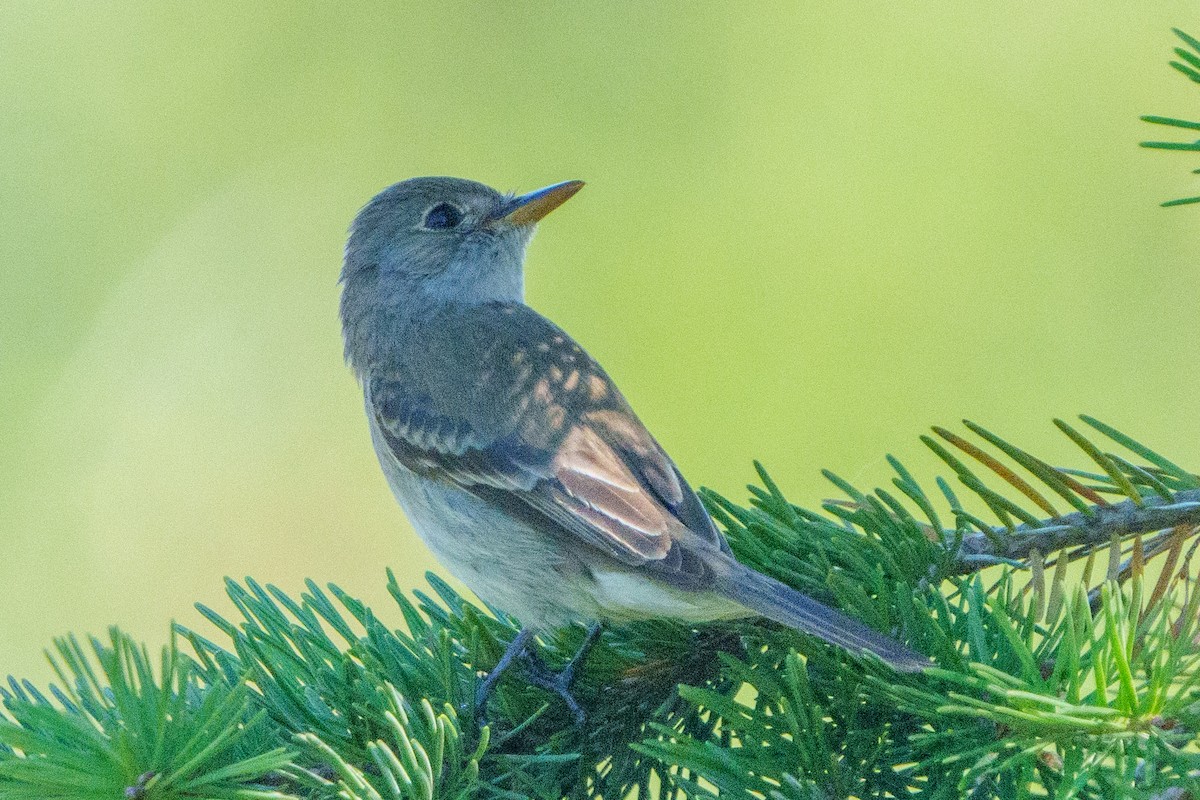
339, 176, 927, 719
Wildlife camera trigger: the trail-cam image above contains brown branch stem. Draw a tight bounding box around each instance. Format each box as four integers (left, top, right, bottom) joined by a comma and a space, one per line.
950, 489, 1200, 574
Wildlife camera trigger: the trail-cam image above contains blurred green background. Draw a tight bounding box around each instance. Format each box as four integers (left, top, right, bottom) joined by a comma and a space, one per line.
3, 2, 1199, 683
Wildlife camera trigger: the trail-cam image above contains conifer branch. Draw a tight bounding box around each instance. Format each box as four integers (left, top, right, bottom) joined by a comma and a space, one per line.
1, 30, 1198, 795
1142, 28, 1200, 204
3, 414, 1199, 798
951, 490, 1200, 573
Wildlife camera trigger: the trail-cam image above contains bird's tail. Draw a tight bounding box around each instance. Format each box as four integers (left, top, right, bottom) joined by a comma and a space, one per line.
715, 561, 928, 672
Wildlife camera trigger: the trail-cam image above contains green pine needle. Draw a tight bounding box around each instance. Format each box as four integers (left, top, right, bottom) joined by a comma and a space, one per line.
3, 417, 1199, 798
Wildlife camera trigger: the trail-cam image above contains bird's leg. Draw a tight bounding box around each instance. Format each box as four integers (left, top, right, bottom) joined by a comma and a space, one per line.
559, 622, 603, 690
475, 627, 535, 720
521, 623, 603, 725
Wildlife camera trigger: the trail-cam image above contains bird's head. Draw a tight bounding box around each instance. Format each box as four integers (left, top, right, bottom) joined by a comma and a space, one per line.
343, 176, 582, 304
340, 176, 582, 371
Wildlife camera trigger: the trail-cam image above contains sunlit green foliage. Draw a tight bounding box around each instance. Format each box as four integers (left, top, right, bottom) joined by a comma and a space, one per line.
3, 23, 1200, 799
2, 417, 1199, 798
0, 630, 292, 799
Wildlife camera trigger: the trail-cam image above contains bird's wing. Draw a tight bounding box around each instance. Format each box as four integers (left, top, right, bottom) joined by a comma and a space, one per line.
369, 302, 727, 586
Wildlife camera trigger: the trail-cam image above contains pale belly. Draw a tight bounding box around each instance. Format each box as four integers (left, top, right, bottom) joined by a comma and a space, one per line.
367, 413, 748, 630
368, 413, 597, 628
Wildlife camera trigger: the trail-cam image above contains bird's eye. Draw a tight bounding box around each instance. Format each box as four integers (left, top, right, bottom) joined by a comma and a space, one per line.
422, 203, 464, 230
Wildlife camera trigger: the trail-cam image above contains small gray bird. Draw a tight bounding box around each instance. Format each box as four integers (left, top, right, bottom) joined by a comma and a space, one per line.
340, 177, 925, 716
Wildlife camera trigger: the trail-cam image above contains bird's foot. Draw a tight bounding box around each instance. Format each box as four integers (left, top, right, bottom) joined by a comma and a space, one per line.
521, 623, 602, 725
474, 628, 535, 725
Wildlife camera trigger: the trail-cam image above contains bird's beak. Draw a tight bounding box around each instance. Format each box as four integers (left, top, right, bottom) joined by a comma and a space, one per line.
496, 180, 585, 226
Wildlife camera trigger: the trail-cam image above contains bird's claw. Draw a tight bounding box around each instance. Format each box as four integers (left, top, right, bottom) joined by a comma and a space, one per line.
473, 628, 535, 727
521, 623, 602, 725
474, 624, 603, 727
522, 652, 587, 724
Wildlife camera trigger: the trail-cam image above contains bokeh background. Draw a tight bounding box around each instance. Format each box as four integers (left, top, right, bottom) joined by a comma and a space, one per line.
3, 2, 1199, 683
